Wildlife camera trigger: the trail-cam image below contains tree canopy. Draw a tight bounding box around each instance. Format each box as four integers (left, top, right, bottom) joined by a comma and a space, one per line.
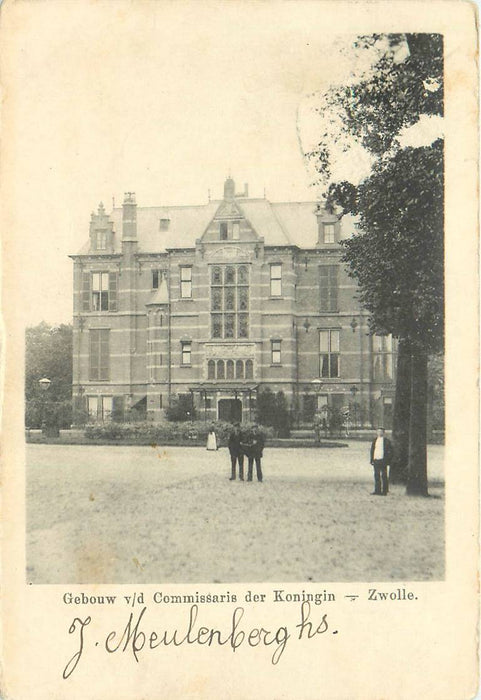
306, 33, 444, 495
25, 322, 73, 401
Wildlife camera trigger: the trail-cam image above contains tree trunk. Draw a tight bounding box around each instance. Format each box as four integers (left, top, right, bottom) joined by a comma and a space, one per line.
406, 350, 429, 496
390, 338, 411, 484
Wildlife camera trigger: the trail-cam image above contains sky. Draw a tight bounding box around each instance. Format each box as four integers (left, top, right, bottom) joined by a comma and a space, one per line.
1, 3, 440, 328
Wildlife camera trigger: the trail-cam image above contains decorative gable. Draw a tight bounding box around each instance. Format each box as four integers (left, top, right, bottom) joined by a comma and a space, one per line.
214, 200, 244, 220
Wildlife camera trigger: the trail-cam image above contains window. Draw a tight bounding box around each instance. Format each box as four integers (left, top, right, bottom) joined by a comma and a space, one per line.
87, 396, 99, 420
97, 230, 108, 250
232, 222, 240, 239
271, 340, 281, 365
83, 271, 118, 312
102, 396, 113, 421
89, 329, 110, 381
92, 272, 109, 310
181, 341, 192, 366
220, 222, 228, 240
88, 395, 114, 421
319, 330, 340, 378
206, 358, 253, 381
373, 335, 393, 381
152, 270, 161, 289
323, 223, 336, 243
210, 264, 249, 339
270, 264, 282, 296
180, 266, 192, 298
319, 265, 338, 312
159, 218, 170, 231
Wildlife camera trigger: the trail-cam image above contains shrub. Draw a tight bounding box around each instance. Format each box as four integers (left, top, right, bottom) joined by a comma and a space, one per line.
165, 394, 196, 422
83, 420, 274, 444
256, 388, 291, 437
25, 398, 72, 429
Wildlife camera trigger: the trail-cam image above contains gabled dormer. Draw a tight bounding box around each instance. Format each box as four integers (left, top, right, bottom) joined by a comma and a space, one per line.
89, 202, 115, 253
315, 203, 341, 246
201, 177, 258, 244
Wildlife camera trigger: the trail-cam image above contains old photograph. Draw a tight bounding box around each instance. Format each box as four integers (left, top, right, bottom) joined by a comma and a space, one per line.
2, 2, 478, 699
22, 24, 446, 585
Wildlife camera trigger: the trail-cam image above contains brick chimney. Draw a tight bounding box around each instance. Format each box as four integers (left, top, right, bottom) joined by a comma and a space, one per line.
224, 177, 235, 200
122, 192, 137, 240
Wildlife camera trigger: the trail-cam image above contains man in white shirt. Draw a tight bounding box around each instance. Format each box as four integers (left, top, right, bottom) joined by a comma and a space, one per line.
369, 427, 393, 495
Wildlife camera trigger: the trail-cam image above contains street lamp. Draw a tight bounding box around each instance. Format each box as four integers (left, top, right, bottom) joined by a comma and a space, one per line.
311, 378, 323, 442
350, 385, 359, 429
38, 377, 51, 435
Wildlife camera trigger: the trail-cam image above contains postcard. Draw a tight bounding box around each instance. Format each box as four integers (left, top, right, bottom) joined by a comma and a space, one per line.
1, 1, 478, 698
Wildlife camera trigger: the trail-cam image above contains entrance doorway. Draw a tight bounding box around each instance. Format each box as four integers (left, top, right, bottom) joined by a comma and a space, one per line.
218, 398, 242, 423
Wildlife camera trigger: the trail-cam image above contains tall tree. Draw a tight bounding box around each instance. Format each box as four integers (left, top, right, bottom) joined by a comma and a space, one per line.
25, 322, 73, 428
307, 33, 444, 495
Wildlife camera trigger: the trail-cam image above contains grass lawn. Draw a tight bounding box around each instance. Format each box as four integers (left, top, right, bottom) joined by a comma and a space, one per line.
26, 442, 444, 583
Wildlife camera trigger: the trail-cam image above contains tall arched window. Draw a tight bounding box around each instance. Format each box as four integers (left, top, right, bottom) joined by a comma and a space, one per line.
245, 359, 254, 379
212, 266, 222, 285
236, 360, 244, 379
238, 265, 248, 285
217, 360, 225, 379
210, 264, 249, 339
208, 360, 215, 379
226, 360, 234, 379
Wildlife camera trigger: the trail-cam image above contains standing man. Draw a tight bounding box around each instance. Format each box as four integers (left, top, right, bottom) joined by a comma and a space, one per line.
228, 423, 244, 481
370, 427, 393, 495
241, 425, 265, 483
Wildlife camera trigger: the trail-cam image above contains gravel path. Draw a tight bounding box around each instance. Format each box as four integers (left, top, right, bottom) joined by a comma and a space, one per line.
26, 443, 444, 583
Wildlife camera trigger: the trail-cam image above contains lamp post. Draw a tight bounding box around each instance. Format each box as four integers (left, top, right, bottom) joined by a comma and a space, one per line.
38, 377, 51, 436
350, 385, 359, 429
311, 378, 323, 442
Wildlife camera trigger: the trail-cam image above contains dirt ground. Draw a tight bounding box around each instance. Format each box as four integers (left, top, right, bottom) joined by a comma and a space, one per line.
26, 442, 444, 584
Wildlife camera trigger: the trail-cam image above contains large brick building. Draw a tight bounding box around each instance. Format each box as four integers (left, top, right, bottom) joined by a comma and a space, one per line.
70, 177, 395, 427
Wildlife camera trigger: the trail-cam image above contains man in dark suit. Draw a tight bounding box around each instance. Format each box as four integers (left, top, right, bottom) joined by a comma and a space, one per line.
228, 423, 244, 481
370, 427, 393, 495
241, 425, 265, 483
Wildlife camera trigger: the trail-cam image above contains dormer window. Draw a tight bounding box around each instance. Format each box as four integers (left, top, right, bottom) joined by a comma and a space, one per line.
97, 231, 108, 250
323, 223, 335, 243
220, 222, 228, 240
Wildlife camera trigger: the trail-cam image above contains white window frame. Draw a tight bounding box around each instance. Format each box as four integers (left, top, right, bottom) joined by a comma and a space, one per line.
271, 339, 282, 365
323, 223, 335, 243
180, 266, 192, 299
319, 329, 340, 378
270, 263, 282, 297
181, 341, 192, 366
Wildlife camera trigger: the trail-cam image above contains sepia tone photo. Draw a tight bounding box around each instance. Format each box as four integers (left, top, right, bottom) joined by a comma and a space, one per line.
24, 29, 446, 585
2, 2, 478, 699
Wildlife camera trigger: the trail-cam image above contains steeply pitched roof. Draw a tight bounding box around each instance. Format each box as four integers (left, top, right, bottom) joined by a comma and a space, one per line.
76, 196, 357, 255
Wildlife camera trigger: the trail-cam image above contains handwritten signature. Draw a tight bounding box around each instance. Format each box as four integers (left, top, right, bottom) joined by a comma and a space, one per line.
63, 602, 332, 679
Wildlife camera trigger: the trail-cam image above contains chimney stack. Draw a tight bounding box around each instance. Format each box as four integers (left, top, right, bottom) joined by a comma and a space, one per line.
224, 177, 235, 200
122, 192, 137, 240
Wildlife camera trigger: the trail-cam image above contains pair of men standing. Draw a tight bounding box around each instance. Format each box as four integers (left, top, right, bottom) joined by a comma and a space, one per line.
370, 427, 393, 495
228, 423, 264, 482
